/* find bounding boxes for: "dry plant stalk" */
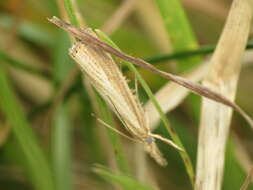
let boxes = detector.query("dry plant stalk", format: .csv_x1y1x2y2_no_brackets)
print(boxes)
195,0,252,190
69,30,181,166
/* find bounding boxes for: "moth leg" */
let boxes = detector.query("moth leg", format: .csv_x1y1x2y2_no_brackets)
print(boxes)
150,134,183,151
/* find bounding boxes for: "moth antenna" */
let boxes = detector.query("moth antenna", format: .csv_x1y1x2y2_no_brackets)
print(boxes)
150,133,184,152
92,113,138,143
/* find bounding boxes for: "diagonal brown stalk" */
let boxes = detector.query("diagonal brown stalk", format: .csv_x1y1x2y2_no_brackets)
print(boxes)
195,0,253,190
48,16,253,130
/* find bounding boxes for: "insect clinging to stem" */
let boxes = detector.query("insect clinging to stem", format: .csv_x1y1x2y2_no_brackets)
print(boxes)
68,29,182,166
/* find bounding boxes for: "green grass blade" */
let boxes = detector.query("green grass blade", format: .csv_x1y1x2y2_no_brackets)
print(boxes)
93,165,158,190
154,0,203,125
63,0,79,27
223,139,252,190
0,63,55,190
52,105,72,190
153,1,203,185
95,29,195,187
51,31,73,190
146,41,253,63
52,31,73,86
50,1,81,189
155,0,201,72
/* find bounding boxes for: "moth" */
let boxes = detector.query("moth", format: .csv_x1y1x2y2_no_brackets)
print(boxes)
69,29,182,166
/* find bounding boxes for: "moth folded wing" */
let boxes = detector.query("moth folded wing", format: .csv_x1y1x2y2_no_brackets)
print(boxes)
104,94,147,140
145,141,167,166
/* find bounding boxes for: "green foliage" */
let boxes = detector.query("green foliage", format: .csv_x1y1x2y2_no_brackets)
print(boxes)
64,0,79,27
155,0,201,72
52,105,72,190
0,64,55,190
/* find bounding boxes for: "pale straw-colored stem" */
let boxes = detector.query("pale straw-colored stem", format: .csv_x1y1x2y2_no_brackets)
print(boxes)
195,1,252,190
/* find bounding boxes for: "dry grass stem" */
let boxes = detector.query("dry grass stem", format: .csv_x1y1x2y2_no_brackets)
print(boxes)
69,30,182,166
195,0,253,190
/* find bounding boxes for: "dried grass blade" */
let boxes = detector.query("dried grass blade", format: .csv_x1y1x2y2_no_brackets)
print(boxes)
48,17,253,129
195,0,252,190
